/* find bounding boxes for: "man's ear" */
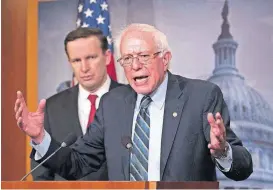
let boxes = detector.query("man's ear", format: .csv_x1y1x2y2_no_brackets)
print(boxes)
162,51,172,67
105,49,111,66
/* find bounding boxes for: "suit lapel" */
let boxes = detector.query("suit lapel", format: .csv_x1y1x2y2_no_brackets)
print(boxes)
160,73,188,179
65,85,83,137
121,87,136,180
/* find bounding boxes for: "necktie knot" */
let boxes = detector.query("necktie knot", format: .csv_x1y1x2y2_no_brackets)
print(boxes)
140,96,152,109
88,94,98,105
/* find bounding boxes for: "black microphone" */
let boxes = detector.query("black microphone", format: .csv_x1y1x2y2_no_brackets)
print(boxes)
121,136,133,151
20,133,77,181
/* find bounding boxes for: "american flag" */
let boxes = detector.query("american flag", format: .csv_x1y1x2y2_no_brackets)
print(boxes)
76,0,117,81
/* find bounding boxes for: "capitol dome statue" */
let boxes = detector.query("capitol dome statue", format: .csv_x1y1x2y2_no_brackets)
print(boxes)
207,0,273,188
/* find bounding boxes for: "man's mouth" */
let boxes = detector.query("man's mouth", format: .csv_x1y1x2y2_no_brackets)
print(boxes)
81,76,92,81
133,76,149,85
134,76,148,81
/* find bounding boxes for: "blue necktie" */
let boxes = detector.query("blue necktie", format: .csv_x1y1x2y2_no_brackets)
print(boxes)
130,96,152,181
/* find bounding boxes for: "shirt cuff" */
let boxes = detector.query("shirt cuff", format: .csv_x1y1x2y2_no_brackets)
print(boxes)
30,130,51,160
215,142,233,172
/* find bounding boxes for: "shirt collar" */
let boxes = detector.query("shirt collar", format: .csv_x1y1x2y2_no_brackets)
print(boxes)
78,75,111,100
136,73,168,110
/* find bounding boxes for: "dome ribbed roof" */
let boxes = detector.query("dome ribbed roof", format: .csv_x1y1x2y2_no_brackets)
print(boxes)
208,75,273,127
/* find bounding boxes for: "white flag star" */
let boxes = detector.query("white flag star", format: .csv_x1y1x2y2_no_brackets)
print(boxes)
76,18,81,27
84,8,93,18
108,25,112,31
100,1,108,11
82,22,89,28
107,36,112,45
90,0,96,4
78,4,83,13
96,15,105,24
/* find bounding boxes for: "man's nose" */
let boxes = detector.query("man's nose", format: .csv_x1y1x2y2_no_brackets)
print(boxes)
131,57,143,70
80,60,89,72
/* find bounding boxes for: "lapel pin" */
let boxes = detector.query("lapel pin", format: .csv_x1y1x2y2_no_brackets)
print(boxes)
173,112,177,117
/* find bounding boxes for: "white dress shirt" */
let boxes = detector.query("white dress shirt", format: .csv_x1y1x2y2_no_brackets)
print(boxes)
78,75,111,134
131,73,168,181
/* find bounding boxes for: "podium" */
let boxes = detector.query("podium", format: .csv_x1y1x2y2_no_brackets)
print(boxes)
1,181,219,189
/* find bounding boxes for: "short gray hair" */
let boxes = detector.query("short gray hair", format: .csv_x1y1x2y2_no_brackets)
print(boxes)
114,23,171,58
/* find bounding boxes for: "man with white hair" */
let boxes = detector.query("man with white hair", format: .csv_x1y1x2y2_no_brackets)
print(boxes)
15,23,253,181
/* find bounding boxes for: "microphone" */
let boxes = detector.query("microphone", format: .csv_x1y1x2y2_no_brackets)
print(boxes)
20,133,77,181
121,136,133,151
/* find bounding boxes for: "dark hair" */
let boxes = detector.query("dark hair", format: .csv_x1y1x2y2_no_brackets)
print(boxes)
64,27,108,57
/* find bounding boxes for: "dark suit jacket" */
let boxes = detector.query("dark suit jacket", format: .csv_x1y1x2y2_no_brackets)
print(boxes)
31,79,122,181
31,72,253,181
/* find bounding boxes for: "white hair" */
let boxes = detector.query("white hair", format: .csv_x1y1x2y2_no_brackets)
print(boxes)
114,23,171,58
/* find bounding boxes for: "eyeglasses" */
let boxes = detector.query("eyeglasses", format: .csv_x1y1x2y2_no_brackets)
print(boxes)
117,51,161,67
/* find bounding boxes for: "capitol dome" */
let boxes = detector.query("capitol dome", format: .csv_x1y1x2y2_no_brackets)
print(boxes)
209,74,273,128
207,0,273,188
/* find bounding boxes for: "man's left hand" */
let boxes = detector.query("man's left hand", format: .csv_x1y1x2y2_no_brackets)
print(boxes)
207,112,227,158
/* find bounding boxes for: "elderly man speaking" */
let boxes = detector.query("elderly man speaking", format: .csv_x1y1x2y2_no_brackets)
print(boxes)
15,23,252,181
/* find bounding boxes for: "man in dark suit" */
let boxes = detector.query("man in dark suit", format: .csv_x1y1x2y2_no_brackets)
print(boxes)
15,23,253,181
31,27,122,181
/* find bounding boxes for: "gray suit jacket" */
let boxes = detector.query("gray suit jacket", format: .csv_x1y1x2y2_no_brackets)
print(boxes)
31,80,122,181
31,72,253,181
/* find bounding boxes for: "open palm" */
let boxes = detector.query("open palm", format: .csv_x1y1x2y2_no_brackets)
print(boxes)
14,91,46,143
